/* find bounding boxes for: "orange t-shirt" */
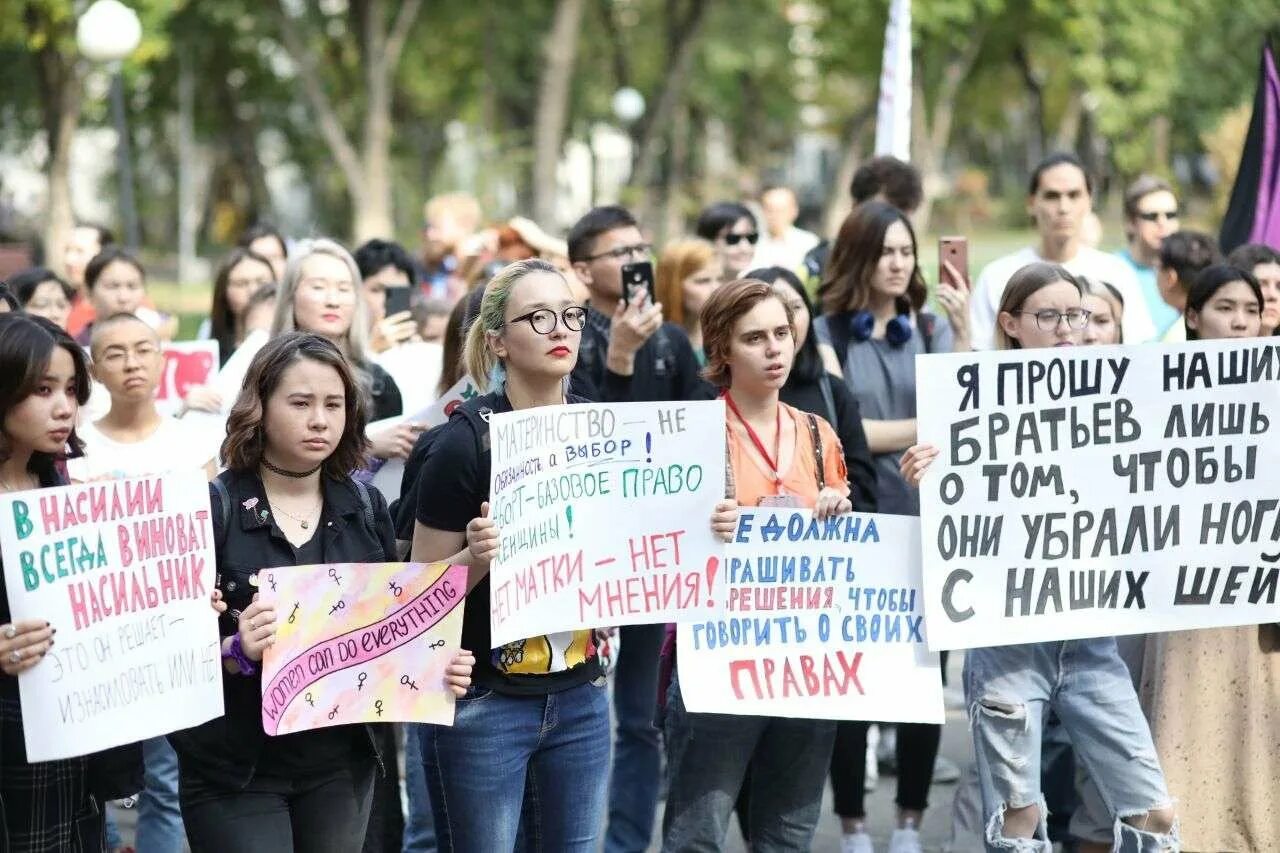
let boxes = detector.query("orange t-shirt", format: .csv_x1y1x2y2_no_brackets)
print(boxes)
727,401,849,507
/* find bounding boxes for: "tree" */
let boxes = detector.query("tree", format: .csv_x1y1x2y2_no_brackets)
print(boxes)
272,0,423,242
532,0,587,227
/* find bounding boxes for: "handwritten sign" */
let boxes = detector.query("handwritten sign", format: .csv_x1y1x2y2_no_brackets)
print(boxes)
916,339,1280,650
369,375,481,502
155,341,219,415
259,562,465,735
0,472,223,761
677,510,943,721
488,401,726,646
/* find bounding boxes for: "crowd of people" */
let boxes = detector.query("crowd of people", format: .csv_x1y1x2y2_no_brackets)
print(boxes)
0,150,1277,853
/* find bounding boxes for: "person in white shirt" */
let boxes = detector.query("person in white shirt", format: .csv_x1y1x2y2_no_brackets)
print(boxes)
969,153,1155,349
753,186,820,271
69,313,214,483
66,312,214,853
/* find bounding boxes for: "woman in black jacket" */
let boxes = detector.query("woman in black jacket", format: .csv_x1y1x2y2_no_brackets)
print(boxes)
750,267,878,512
169,333,472,853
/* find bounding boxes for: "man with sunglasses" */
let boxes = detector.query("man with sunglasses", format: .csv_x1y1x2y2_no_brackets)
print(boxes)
566,205,709,853
970,152,1155,349
1117,174,1183,337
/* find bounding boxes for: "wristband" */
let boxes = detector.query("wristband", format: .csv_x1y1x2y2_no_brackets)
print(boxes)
222,634,256,675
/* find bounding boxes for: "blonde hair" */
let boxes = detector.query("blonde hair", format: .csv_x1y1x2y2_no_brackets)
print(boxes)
424,193,483,233
656,238,717,330
464,258,564,391
271,237,375,385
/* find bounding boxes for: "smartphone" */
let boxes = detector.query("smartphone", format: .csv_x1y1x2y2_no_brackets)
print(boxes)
939,236,968,290
621,260,655,304
384,285,412,316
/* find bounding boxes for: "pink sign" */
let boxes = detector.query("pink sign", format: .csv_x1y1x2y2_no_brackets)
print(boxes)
259,562,465,735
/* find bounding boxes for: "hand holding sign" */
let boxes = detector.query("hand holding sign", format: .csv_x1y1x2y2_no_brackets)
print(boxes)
238,595,277,661
0,620,54,676
466,502,499,564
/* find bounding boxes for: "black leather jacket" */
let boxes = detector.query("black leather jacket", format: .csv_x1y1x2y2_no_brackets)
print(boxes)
168,468,397,788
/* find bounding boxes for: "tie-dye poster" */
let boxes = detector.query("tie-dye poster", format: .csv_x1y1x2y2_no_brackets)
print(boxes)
258,562,465,735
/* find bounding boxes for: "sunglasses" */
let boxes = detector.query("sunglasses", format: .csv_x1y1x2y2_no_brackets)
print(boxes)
722,232,760,246
1136,210,1179,222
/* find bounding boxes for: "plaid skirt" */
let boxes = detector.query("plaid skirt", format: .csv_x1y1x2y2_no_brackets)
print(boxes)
0,694,103,852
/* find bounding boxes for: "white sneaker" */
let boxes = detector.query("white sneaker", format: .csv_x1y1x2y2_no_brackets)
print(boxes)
842,831,875,853
888,826,923,853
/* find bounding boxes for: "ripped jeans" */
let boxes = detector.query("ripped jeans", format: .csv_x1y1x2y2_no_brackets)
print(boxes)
965,639,1179,853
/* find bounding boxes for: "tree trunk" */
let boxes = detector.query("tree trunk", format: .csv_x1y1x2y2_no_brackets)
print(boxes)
275,0,421,242
28,4,80,278
629,0,710,211
912,30,986,232
822,106,876,237
532,0,587,229
1013,43,1046,171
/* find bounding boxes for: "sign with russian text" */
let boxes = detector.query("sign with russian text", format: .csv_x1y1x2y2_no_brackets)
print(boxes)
488,401,726,646
677,510,942,721
155,340,219,415
369,375,481,503
0,472,223,761
259,562,465,735
916,339,1280,650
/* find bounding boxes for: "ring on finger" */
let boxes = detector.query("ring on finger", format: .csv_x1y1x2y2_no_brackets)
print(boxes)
9,649,21,663
3,625,15,639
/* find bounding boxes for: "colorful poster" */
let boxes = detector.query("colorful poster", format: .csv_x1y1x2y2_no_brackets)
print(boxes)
369,375,481,503
259,562,465,735
0,472,223,761
155,340,219,415
916,340,1280,650
488,401,727,646
677,510,943,722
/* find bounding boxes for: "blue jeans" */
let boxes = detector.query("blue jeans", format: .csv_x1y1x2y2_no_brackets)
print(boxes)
965,639,1178,852
402,724,437,852
661,677,835,852
137,736,185,853
104,737,183,853
418,679,610,852
604,622,665,853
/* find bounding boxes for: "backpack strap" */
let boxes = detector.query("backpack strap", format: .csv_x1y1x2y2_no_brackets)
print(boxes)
818,373,838,427
805,413,826,491
353,478,376,538
920,312,937,354
211,476,231,552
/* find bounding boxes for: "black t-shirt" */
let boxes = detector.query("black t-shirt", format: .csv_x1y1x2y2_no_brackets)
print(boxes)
415,392,604,695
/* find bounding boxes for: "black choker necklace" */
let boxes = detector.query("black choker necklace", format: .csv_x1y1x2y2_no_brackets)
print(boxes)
261,457,322,479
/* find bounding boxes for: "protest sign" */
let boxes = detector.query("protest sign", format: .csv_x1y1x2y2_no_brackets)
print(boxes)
916,339,1280,650
155,340,219,415
0,472,223,761
259,562,465,735
488,400,726,646
677,510,942,722
368,375,481,502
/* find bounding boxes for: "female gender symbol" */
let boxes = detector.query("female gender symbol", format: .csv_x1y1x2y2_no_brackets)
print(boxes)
305,692,314,707
375,700,384,717
328,567,342,586
357,672,368,691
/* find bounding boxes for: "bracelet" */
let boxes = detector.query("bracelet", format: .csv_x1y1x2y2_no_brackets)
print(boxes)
221,634,256,676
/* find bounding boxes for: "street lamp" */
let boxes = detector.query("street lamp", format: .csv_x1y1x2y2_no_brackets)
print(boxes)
611,87,646,126
76,0,142,250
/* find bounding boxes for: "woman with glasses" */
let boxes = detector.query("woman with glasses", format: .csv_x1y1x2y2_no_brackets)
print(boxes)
695,202,760,282
900,263,1179,853
812,200,969,853
410,258,735,851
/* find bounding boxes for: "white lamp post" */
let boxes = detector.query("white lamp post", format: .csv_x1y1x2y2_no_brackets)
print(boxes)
77,0,143,249
611,87,646,126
